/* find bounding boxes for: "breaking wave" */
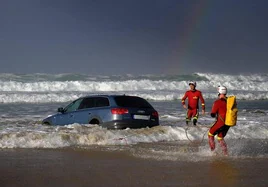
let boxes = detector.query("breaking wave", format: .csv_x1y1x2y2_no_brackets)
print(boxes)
0,72,267,103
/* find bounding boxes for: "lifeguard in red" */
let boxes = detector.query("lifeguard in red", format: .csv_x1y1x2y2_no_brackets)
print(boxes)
181,81,205,125
208,86,230,156
209,98,228,138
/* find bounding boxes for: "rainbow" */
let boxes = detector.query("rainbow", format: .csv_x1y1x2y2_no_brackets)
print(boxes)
166,0,211,74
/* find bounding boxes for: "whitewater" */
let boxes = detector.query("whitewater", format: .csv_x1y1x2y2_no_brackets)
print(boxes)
0,72,267,160
0,72,268,103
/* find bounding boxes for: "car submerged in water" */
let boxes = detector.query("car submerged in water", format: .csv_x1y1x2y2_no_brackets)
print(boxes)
42,95,159,129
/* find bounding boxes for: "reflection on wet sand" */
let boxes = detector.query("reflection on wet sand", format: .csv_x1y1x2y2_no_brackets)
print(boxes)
208,159,239,186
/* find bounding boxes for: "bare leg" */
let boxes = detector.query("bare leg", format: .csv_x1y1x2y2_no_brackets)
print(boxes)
208,135,215,151
218,139,228,156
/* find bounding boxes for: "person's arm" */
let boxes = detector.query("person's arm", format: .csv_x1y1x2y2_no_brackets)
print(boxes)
199,91,205,114
181,92,188,109
210,101,218,118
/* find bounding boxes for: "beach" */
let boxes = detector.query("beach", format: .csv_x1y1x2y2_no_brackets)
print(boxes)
1,73,268,186
1,147,268,187
1,0,268,184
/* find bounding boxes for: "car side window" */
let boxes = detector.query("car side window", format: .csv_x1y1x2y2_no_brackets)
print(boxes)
78,98,95,109
95,97,110,107
65,99,83,113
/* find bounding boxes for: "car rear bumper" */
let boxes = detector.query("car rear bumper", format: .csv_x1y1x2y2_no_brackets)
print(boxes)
101,120,159,129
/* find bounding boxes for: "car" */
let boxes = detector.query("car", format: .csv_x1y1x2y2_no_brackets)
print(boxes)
42,95,159,129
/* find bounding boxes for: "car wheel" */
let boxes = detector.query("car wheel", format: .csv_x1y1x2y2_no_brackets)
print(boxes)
89,119,100,125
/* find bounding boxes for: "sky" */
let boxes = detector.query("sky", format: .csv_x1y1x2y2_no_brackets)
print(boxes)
0,0,268,75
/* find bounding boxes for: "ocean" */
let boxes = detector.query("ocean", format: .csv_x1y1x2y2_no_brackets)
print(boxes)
0,72,268,186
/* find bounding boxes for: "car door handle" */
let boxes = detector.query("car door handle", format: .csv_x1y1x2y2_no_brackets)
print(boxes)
69,114,74,117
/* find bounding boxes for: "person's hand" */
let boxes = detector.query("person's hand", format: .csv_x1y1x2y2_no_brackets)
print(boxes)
183,105,187,109
202,109,205,115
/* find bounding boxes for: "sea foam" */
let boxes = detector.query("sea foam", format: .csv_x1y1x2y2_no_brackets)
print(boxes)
0,73,267,103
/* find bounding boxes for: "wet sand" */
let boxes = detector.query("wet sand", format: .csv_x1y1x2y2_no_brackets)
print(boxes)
0,148,268,187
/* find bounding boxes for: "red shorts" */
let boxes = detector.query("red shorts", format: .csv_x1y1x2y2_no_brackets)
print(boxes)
186,109,199,120
209,121,230,139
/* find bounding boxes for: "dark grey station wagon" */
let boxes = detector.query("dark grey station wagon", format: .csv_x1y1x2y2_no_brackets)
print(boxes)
42,95,159,129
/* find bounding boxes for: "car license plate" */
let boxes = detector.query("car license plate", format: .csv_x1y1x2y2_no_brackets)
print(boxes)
133,115,150,120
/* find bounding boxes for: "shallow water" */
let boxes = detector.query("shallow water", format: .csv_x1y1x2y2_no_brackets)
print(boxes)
1,85,268,186
0,100,268,160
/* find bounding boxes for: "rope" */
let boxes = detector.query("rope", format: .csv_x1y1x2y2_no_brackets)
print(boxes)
185,125,210,145
113,121,213,146
114,137,128,145
114,127,209,146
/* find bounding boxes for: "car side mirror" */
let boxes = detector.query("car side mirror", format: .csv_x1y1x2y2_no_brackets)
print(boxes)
58,107,64,113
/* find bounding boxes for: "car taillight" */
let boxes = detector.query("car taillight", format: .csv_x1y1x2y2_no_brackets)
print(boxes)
152,111,158,117
111,108,129,115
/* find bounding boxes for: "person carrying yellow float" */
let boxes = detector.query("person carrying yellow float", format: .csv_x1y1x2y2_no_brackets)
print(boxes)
208,86,238,156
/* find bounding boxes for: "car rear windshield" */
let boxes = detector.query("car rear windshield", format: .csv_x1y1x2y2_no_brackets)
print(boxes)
114,96,153,108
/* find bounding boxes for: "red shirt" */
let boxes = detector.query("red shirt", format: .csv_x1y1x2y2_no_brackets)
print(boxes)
181,90,205,110
211,98,227,123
